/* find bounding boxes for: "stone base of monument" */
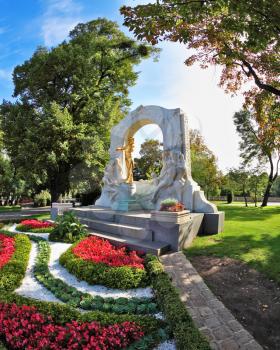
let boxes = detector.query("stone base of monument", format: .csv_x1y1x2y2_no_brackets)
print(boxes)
71,206,224,256
200,212,225,235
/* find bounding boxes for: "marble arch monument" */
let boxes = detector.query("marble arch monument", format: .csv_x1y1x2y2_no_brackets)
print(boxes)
96,105,217,214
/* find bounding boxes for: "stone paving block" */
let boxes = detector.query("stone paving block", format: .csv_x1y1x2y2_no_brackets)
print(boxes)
227,320,243,332
218,338,240,350
212,326,232,340
233,330,254,345
204,315,222,329
199,327,215,341
198,306,213,317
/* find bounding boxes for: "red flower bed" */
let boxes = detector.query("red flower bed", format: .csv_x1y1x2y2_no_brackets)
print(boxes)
73,236,145,269
0,303,144,350
0,234,15,269
20,219,54,229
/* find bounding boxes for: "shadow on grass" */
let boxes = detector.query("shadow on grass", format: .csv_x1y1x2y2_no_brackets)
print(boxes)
186,233,280,283
217,205,280,222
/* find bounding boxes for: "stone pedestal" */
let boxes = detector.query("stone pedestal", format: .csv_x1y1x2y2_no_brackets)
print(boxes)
150,210,204,251
111,183,142,211
202,212,225,235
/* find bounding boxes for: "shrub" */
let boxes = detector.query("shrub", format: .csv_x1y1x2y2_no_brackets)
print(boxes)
0,233,31,291
49,211,87,243
0,303,144,350
34,190,51,207
146,255,211,350
60,241,148,290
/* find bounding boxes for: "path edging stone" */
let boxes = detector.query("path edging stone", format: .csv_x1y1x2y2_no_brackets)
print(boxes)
160,252,263,350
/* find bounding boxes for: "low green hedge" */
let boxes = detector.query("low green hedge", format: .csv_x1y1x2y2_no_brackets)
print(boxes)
146,255,211,350
59,241,148,289
33,239,156,314
16,224,54,233
0,233,31,291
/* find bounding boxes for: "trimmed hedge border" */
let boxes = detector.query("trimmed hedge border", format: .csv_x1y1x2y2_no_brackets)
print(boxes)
16,224,54,233
32,238,157,315
146,255,211,350
59,240,148,290
0,232,31,291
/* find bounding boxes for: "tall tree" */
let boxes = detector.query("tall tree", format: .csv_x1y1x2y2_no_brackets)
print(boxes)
233,108,280,207
0,19,156,201
190,130,222,198
134,139,163,180
121,1,280,106
227,167,250,206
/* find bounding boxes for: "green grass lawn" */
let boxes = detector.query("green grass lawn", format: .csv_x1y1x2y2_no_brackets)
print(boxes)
0,206,21,212
185,203,280,283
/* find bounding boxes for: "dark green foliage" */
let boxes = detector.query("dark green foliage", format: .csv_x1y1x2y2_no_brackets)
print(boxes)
146,255,211,350
0,233,31,291
0,292,160,333
16,224,54,233
49,211,87,243
60,241,148,289
0,18,157,202
33,239,155,314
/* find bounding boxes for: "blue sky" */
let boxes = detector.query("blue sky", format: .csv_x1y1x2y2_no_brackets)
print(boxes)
0,0,244,171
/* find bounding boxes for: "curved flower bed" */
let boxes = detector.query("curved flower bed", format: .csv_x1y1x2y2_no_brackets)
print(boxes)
0,303,144,350
73,236,145,269
60,237,148,289
33,238,157,314
16,219,54,233
0,234,15,269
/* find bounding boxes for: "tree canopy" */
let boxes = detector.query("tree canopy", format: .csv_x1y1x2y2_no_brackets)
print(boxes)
190,129,222,198
0,18,157,201
233,107,280,206
121,0,280,105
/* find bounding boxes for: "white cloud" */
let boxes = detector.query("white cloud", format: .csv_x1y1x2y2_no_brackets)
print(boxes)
0,68,12,80
129,42,244,172
41,0,83,47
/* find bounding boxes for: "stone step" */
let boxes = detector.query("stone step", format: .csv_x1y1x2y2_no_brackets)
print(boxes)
79,217,153,241
73,207,151,228
87,229,170,256
73,207,115,222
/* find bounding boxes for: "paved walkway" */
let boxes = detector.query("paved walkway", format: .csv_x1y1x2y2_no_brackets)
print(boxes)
0,207,50,220
160,252,263,350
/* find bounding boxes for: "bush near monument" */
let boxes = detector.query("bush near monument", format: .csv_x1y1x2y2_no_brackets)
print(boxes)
49,212,87,243
60,238,148,289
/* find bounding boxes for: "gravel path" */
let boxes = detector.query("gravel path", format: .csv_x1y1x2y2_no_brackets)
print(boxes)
10,224,153,299
15,242,61,303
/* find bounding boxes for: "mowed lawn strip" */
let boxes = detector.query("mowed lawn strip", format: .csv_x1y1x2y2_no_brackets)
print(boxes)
185,204,280,282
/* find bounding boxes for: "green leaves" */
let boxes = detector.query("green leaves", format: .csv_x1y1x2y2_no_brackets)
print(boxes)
0,18,157,200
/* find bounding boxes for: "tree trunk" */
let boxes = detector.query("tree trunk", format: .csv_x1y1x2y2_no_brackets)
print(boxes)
49,165,71,203
261,156,278,207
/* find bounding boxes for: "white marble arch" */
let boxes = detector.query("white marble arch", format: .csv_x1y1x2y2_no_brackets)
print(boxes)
96,105,217,213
